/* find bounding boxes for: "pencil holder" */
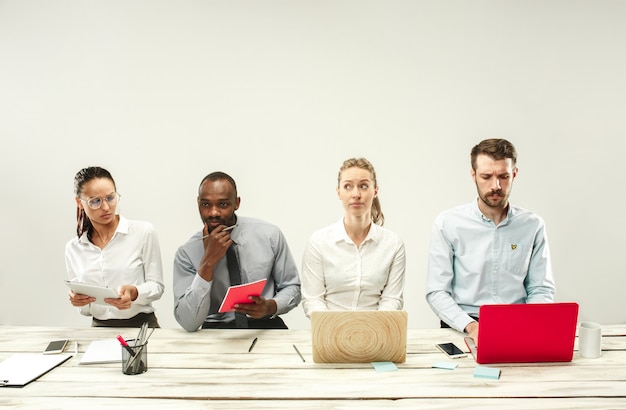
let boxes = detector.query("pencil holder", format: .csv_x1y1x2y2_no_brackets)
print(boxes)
121,339,148,375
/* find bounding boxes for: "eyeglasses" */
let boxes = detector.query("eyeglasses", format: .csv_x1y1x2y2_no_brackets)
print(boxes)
80,192,121,210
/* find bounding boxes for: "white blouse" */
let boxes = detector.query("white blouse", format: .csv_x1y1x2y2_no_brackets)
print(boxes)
301,219,405,317
65,215,164,320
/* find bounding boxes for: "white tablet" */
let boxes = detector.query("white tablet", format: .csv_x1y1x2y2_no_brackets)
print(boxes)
65,281,119,304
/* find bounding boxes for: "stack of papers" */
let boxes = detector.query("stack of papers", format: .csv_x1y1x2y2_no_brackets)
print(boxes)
79,339,121,365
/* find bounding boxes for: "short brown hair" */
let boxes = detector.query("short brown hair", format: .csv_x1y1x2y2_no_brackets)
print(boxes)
471,138,517,170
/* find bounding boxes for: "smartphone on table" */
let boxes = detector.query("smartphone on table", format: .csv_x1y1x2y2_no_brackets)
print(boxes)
436,342,467,359
43,340,69,354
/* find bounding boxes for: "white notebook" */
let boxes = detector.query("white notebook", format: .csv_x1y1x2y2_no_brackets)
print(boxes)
0,353,72,387
79,339,121,364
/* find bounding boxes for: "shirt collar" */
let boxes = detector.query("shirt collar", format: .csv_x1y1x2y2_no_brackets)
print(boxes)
228,215,241,246
471,199,514,225
78,214,127,244
331,218,380,245
116,215,130,234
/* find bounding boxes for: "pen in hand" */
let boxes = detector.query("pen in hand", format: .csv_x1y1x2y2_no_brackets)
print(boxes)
293,344,305,362
248,337,258,353
198,225,236,240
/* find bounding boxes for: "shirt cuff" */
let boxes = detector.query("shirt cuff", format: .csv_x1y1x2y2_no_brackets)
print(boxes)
456,315,476,333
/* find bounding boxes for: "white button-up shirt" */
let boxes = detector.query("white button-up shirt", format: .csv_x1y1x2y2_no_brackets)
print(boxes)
65,215,165,320
301,219,405,317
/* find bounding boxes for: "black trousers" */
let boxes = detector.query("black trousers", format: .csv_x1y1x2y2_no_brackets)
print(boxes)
92,312,160,328
440,315,479,329
202,316,288,329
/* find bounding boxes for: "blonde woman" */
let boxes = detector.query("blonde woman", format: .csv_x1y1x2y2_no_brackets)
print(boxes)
301,158,405,317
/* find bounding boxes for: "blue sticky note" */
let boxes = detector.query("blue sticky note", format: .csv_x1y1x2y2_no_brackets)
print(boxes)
473,366,501,380
371,362,398,372
432,361,459,370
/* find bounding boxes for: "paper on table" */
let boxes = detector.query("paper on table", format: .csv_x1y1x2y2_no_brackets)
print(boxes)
371,362,398,372
79,339,121,364
218,278,268,313
0,353,72,387
473,366,501,380
432,361,459,370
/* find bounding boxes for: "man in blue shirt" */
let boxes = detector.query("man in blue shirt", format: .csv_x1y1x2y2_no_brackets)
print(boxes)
426,139,556,343
173,171,301,331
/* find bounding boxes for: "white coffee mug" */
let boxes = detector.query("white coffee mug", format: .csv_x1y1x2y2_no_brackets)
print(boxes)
579,321,602,359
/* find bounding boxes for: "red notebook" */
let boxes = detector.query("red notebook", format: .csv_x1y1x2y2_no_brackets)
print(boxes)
218,279,267,313
464,302,579,364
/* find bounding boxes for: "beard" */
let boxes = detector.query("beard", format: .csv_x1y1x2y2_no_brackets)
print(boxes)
204,213,237,232
478,189,509,209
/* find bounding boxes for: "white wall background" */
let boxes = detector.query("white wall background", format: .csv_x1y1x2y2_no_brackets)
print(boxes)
1,0,625,330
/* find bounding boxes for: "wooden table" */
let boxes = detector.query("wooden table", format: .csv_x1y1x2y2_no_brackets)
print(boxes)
1,325,625,409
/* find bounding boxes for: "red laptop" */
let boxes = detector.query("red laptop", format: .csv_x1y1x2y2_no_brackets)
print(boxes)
464,302,579,364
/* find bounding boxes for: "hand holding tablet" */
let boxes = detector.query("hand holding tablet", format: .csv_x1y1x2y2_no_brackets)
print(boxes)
65,281,120,305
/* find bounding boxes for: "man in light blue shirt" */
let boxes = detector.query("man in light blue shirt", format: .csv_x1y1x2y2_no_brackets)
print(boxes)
426,139,556,343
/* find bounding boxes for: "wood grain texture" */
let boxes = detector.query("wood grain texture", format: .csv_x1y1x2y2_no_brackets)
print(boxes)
311,310,408,363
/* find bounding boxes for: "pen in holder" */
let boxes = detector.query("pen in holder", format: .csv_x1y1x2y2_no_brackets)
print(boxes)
121,339,148,375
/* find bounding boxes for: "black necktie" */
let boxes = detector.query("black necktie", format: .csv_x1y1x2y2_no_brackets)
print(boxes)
226,246,248,328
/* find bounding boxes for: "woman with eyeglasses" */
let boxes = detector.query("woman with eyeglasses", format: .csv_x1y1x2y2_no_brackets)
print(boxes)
64,166,164,327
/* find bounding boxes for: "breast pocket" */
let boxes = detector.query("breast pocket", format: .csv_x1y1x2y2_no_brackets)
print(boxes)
503,243,531,279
